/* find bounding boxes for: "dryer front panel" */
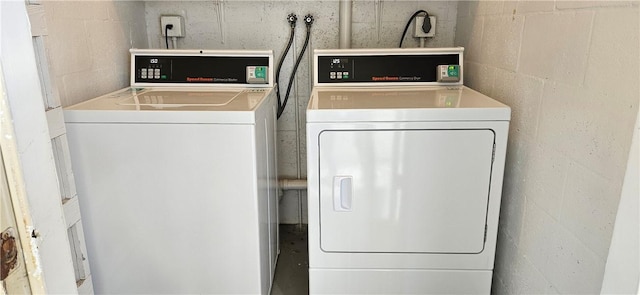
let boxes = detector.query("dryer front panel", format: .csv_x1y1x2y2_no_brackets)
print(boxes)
318,129,495,254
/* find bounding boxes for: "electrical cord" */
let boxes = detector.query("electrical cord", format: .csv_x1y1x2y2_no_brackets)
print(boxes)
277,14,313,119
165,24,173,49
398,10,428,48
276,14,297,112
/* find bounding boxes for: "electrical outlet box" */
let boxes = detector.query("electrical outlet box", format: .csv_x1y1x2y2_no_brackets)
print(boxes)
414,16,436,38
160,15,185,37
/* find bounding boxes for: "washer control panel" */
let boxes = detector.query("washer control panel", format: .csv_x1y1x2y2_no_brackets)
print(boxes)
132,52,270,85
138,58,168,80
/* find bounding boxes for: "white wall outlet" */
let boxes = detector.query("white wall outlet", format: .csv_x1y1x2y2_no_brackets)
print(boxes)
160,15,185,37
414,15,436,38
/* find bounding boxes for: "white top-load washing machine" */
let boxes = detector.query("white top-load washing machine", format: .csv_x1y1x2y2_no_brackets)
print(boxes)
306,48,511,294
64,49,278,294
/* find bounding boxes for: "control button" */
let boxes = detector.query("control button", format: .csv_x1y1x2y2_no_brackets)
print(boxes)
330,72,336,79
154,69,160,75
161,75,167,79
154,75,160,79
343,72,349,79
337,72,343,79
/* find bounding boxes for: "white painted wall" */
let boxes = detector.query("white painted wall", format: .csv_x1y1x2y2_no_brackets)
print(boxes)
455,1,639,293
143,0,459,224
601,111,639,294
42,1,148,107
0,1,77,293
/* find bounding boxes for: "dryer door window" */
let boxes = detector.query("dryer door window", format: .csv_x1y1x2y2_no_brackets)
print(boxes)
318,129,495,254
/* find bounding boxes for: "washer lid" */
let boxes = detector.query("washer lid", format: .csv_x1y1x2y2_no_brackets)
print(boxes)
64,87,272,124
307,86,510,122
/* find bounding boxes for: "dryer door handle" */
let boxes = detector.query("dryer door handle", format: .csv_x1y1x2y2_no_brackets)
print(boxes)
333,176,353,212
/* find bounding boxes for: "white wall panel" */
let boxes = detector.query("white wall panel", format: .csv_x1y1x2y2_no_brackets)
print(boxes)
455,1,639,293
43,1,148,107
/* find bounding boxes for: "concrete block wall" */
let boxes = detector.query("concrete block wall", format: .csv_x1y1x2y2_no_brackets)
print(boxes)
143,0,459,224
455,1,639,293
43,1,148,107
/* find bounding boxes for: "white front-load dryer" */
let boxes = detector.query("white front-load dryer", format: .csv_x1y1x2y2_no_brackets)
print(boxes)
306,48,511,294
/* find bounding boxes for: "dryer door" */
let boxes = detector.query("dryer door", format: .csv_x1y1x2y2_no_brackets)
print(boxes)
318,129,495,254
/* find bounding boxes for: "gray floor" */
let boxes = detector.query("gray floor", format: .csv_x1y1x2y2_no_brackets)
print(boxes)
271,224,309,295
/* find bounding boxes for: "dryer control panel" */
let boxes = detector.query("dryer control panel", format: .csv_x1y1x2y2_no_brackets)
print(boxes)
130,49,272,87
315,48,463,86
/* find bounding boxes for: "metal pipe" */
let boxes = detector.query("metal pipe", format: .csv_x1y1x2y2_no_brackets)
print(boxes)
278,178,307,229
338,0,352,49
279,178,307,190
171,37,178,49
